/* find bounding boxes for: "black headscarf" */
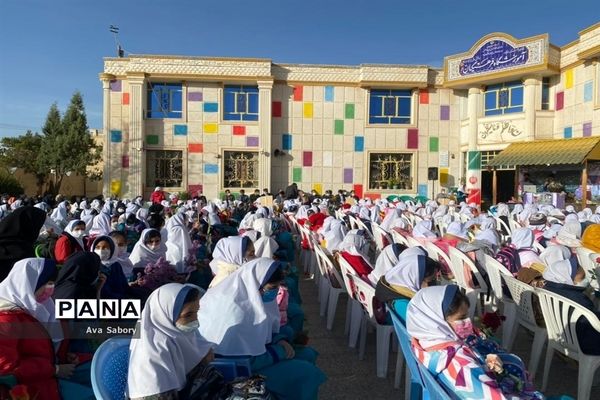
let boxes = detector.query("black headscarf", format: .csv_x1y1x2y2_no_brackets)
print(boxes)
0,206,47,282
54,252,102,299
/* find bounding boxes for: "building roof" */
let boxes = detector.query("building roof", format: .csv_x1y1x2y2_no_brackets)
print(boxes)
488,137,600,167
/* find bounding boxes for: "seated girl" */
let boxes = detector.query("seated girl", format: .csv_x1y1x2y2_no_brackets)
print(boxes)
198,258,326,400
338,229,373,280
109,230,135,281
412,219,438,244
375,249,439,322
129,228,168,271
407,285,543,400
0,258,94,400
209,236,255,288
128,283,221,400
367,243,406,285
511,228,543,269
54,220,86,264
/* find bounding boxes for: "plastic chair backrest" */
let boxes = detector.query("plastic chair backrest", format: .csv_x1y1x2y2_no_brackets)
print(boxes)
371,223,391,252
337,254,360,298
502,275,539,329
91,336,131,400
313,242,330,278
348,215,360,230
346,272,376,319
316,245,344,289
392,229,410,246
447,246,488,293
418,362,453,400
536,287,600,356
406,236,423,248
483,254,512,304
424,242,452,273
576,247,598,289
389,309,424,397
298,224,314,250
494,216,512,236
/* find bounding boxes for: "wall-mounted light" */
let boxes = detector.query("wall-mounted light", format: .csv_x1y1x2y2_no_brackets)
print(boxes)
451,153,456,159
215,154,222,159
261,151,270,157
273,149,287,157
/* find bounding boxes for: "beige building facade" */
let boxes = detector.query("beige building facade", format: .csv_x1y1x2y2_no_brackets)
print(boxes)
100,22,600,204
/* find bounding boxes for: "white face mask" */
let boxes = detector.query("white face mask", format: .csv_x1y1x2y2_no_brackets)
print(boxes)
72,230,85,238
94,249,111,261
148,244,159,251
176,320,199,332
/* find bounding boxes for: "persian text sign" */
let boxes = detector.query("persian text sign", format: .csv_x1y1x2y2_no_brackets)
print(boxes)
445,35,546,82
459,40,528,76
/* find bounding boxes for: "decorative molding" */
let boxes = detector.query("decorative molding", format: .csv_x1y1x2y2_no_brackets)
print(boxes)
478,119,525,144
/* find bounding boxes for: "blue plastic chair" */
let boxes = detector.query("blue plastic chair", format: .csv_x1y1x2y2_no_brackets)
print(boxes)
211,357,251,382
90,336,131,400
389,308,423,400
418,362,454,400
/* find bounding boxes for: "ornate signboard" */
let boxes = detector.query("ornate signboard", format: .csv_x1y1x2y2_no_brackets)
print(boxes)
445,33,548,85
477,118,526,145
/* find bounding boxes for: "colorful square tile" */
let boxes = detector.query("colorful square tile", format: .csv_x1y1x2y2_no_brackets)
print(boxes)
556,91,564,110
203,123,218,134
109,80,121,91
246,136,259,147
188,184,203,197
204,164,218,174
293,167,302,182
564,126,572,139
282,134,292,151
565,69,573,89
345,103,355,119
325,86,334,102
418,184,428,197
203,102,218,112
174,124,188,136
354,136,364,152
353,184,363,198
334,120,344,135
110,130,122,143
122,93,130,105
272,101,282,117
419,90,429,104
440,105,450,121
146,135,159,145
188,143,203,153
303,151,313,167
344,168,353,184
407,129,418,149
468,151,481,170
429,137,439,152
584,81,593,102
583,122,592,137
293,86,303,101
188,92,203,102
313,183,323,195
122,155,129,168
233,126,246,135
303,103,313,118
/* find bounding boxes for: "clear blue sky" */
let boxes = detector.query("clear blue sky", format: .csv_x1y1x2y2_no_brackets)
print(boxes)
0,0,598,137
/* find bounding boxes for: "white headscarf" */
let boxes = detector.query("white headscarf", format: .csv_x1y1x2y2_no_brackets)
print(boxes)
198,258,282,356
385,254,427,293
91,235,119,267
323,220,347,252
556,221,582,247
407,285,460,349
165,212,193,273
445,221,468,240
50,200,69,228
511,228,534,249
252,218,278,258
380,208,402,231
209,236,248,275
0,258,63,343
239,212,259,231
368,243,404,284
496,203,510,217
475,229,499,249
539,244,572,267
89,211,112,236
358,207,370,220
129,229,168,269
412,220,437,239
128,283,212,398
64,219,85,250
542,259,575,285
339,229,370,257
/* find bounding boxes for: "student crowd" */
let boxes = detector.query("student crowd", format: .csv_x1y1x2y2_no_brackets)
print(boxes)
0,185,599,399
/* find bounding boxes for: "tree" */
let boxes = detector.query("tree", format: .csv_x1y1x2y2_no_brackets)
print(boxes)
38,92,102,195
0,131,48,193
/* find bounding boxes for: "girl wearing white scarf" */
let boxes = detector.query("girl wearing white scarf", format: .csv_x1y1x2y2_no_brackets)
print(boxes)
129,229,168,269
368,243,405,285
252,218,279,259
380,208,402,231
128,283,213,399
412,220,438,240
50,201,69,229
511,228,542,268
209,236,254,287
539,244,572,268
323,219,347,252
165,212,194,273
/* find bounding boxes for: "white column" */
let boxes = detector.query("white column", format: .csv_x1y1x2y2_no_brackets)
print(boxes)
466,87,482,205
127,73,146,198
99,73,114,198
258,80,274,191
523,77,537,140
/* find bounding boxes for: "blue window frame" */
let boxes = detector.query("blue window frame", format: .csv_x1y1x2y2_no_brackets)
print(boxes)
368,89,412,124
223,85,259,121
484,81,523,116
146,83,183,119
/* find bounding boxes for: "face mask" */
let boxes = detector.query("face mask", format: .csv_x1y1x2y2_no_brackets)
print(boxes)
72,230,85,238
95,249,111,261
118,245,128,256
261,288,278,303
576,277,590,288
148,244,159,251
35,283,55,303
450,318,474,340
176,320,200,332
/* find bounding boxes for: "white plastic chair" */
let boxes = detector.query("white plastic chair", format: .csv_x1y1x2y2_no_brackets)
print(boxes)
502,274,547,379
348,215,360,230
406,235,423,248
371,223,392,253
298,224,317,279
447,246,488,317
337,255,365,348
537,287,600,400
345,272,395,378
314,245,350,331
576,247,600,291
483,254,517,349
391,229,409,247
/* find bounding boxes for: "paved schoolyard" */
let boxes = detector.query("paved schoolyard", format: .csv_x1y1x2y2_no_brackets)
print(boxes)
299,277,584,399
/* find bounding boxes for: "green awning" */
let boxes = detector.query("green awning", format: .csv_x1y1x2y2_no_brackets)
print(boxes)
488,137,600,167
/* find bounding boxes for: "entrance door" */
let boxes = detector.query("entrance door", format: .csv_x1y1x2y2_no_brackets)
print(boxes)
481,170,515,206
